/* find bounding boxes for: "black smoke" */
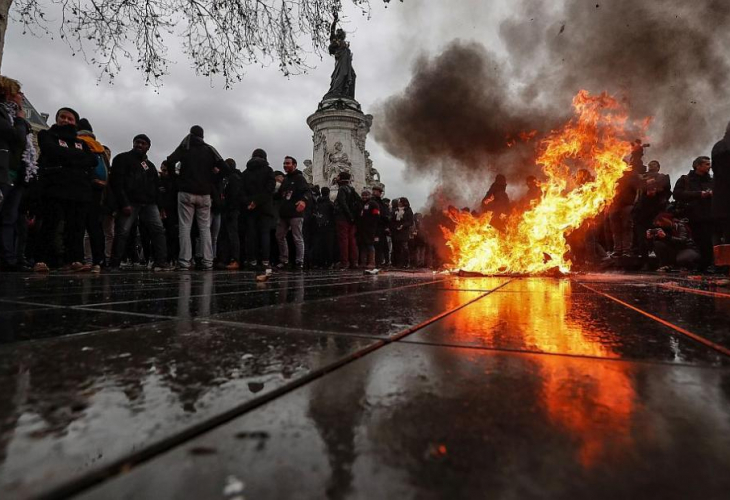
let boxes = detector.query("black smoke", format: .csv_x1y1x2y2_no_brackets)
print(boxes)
375,0,730,207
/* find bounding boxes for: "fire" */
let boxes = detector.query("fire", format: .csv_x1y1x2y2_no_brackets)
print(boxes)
444,90,642,274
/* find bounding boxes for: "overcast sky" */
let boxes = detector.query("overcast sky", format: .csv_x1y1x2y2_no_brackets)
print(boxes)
3,1,727,211
3,1,513,211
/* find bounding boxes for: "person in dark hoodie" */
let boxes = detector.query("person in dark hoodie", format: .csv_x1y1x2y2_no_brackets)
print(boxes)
108,134,169,271
35,107,97,272
0,76,30,272
274,155,309,270
357,188,380,269
158,160,179,265
312,186,336,268
674,156,715,270
166,125,226,270
215,158,243,270
241,149,275,270
711,121,730,245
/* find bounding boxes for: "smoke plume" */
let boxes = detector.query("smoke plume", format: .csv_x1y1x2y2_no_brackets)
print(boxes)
374,0,730,207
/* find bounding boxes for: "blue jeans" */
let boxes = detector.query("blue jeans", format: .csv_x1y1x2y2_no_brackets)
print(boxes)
111,204,167,265
178,192,212,268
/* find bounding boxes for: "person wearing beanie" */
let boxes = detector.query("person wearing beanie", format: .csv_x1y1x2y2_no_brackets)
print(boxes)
334,171,361,269
108,134,170,271
241,148,276,271
34,107,97,272
370,184,390,267
165,125,226,270
274,155,310,270
75,118,109,272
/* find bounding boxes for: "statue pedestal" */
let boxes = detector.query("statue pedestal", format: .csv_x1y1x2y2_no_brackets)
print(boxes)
306,98,373,196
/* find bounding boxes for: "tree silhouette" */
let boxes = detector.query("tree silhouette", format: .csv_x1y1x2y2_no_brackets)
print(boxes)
1,0,399,86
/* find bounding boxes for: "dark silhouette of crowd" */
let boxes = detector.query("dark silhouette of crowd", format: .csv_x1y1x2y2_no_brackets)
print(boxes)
1,76,728,275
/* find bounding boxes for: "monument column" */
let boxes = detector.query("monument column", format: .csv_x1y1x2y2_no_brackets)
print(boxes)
304,10,382,196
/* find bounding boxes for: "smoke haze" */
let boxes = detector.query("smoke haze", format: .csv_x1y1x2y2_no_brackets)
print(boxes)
375,0,730,207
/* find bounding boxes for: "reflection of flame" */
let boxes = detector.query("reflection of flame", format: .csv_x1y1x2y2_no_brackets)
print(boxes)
444,91,642,274
450,280,636,467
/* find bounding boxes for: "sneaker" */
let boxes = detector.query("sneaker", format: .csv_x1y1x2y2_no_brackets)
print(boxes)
90,264,101,274
70,262,86,272
32,262,50,273
226,260,240,270
177,265,191,272
265,267,273,276
153,263,173,272
275,262,288,270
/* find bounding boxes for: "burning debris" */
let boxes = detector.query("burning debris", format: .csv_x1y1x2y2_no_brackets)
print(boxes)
443,91,645,275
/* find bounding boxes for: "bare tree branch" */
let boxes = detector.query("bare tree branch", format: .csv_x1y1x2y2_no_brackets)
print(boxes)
8,0,398,87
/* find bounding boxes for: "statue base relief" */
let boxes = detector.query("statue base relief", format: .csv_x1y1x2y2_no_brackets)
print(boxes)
306,97,381,197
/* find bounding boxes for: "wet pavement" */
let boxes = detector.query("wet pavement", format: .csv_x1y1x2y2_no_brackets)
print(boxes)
0,270,729,499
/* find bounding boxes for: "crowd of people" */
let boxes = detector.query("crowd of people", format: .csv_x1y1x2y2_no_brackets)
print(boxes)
0,78,440,274
1,74,729,275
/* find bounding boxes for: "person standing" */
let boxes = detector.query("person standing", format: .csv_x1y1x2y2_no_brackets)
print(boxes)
334,172,360,269
674,156,715,271
312,186,336,268
711,121,730,245
108,134,169,271
357,188,380,269
35,107,96,272
76,118,108,272
217,158,243,269
391,197,414,268
609,165,640,258
274,156,308,270
158,160,179,265
371,184,390,266
241,149,276,270
0,77,30,272
481,174,510,231
166,125,225,270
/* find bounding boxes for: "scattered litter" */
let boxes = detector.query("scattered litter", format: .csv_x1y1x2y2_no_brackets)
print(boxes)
81,347,93,352
223,475,245,496
364,268,380,275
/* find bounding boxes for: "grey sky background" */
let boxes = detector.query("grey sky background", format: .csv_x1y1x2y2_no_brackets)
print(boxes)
3,0,727,211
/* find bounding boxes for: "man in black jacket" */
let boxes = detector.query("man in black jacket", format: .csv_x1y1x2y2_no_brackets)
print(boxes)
334,172,360,269
242,149,276,270
312,186,336,268
711,121,730,245
216,158,243,269
108,134,169,271
274,156,308,270
371,184,390,266
674,156,714,270
36,107,97,271
166,125,226,270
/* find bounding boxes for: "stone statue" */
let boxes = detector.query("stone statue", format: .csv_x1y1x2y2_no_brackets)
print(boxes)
303,159,313,184
323,11,356,101
324,141,352,185
364,151,380,187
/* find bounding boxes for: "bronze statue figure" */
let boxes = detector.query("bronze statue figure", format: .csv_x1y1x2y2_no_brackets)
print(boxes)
323,11,356,101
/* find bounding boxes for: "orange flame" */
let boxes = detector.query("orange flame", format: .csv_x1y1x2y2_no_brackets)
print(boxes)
444,90,643,274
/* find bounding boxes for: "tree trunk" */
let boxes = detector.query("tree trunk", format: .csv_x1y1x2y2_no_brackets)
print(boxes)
0,0,13,71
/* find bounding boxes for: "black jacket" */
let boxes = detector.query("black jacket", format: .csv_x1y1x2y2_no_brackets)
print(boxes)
611,169,641,209
391,206,414,242
711,136,730,219
37,125,97,202
166,136,224,195
276,169,309,219
357,199,381,245
673,170,714,222
223,170,243,213
334,184,360,223
0,104,27,186
241,157,276,217
313,196,335,229
372,196,391,233
158,175,179,215
110,150,159,207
